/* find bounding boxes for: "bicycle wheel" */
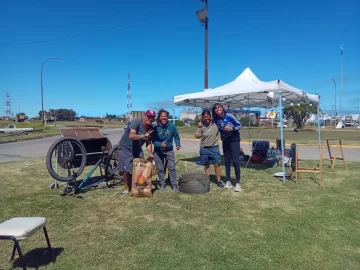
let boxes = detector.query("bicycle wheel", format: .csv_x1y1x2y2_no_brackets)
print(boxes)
46,137,87,182
103,144,122,180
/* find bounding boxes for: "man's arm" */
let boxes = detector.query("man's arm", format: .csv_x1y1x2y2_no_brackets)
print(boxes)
173,125,181,149
129,129,147,140
145,140,154,160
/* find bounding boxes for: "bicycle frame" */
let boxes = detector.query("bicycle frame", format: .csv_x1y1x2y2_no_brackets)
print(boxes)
66,151,111,194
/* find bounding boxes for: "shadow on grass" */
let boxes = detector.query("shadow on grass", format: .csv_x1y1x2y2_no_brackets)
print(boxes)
13,247,64,269
178,156,271,171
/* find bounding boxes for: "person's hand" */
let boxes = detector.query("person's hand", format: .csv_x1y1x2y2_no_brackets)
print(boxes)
143,129,153,139
161,141,167,148
147,153,154,162
224,125,233,131
176,145,181,150
198,122,203,128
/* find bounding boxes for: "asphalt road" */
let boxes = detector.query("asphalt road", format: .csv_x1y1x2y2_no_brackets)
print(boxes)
0,128,358,163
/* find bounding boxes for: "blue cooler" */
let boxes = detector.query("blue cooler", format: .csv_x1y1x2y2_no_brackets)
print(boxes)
252,140,270,159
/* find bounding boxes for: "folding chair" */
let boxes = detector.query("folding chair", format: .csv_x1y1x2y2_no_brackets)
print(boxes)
0,217,54,270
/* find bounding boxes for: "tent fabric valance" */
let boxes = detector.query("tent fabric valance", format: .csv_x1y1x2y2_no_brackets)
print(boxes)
174,67,319,109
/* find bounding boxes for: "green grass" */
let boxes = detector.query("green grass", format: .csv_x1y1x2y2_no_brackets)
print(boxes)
1,153,360,269
178,126,360,145
1,120,360,145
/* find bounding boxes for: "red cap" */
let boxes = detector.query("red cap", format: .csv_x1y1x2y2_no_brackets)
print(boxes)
145,109,156,117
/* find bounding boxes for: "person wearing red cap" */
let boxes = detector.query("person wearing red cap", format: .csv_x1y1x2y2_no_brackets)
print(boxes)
118,109,156,194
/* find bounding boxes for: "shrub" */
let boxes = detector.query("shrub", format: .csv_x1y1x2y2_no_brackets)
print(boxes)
240,117,251,126
175,120,185,127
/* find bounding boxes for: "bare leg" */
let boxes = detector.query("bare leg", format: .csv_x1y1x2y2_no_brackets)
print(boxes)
123,172,131,191
204,164,210,176
214,164,221,181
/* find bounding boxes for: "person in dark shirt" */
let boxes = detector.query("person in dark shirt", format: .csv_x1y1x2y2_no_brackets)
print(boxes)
118,110,156,194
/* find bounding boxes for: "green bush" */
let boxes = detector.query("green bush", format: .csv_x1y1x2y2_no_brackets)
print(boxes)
240,117,251,126
175,120,185,127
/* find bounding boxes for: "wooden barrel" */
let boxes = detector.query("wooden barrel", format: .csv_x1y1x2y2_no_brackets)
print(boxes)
178,173,210,194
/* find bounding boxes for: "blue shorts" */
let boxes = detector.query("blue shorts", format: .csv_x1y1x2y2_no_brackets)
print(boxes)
199,146,221,165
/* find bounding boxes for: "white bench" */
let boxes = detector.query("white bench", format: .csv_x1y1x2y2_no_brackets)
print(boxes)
0,217,53,270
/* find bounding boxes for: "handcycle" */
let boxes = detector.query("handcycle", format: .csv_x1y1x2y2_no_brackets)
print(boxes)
46,132,122,195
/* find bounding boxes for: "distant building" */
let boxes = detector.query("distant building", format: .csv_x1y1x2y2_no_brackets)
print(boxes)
179,109,198,121
340,114,360,127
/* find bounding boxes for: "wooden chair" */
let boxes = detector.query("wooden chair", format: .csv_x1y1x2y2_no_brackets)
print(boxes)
322,138,346,170
290,143,323,184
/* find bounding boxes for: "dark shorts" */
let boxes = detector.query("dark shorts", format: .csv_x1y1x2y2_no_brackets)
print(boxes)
199,146,221,165
119,149,144,173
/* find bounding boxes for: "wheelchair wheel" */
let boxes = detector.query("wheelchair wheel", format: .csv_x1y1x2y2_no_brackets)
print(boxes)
46,137,87,182
103,144,122,180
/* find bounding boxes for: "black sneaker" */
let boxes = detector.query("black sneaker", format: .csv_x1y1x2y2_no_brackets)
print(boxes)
160,184,166,192
217,181,224,188
172,185,179,192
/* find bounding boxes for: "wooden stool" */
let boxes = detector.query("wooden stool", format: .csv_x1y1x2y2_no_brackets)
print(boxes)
0,217,53,270
322,138,346,169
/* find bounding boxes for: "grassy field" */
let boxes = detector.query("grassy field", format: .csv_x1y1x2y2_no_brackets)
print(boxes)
178,126,360,145
1,153,360,269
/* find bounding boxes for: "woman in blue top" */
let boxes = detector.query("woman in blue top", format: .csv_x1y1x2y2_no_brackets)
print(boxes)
152,109,181,192
212,103,242,192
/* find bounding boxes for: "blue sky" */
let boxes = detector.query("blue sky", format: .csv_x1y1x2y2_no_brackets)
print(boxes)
1,0,359,118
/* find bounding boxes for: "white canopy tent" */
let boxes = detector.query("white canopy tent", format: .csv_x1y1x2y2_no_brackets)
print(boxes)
174,67,319,108
173,67,321,183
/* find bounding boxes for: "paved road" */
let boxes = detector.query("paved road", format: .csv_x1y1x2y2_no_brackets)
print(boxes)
0,128,358,163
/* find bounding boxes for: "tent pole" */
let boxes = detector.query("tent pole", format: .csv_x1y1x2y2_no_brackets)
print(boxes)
317,97,321,146
278,85,286,183
173,97,176,124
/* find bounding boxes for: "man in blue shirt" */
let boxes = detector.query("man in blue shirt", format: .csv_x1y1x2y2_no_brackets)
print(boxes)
152,109,181,192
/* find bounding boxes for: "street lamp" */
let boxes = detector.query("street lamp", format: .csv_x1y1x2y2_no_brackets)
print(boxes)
196,0,209,90
41,57,61,132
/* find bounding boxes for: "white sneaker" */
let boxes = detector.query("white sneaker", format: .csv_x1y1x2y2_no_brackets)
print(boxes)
235,183,242,192
224,181,232,189
121,190,129,195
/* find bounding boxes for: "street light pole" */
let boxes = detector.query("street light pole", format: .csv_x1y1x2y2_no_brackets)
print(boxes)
331,78,336,127
196,0,209,90
340,44,343,122
41,57,61,132
204,0,208,90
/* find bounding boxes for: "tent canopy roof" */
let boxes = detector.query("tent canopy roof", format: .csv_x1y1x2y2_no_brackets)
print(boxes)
174,67,319,109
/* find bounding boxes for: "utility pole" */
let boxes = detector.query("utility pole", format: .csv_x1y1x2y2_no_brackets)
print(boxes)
340,44,343,122
126,73,132,122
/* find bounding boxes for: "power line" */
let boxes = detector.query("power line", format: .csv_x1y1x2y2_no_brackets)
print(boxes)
0,2,194,46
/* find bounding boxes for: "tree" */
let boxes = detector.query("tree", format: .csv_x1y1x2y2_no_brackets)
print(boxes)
54,109,77,121
283,104,317,129
105,113,117,122
240,117,251,126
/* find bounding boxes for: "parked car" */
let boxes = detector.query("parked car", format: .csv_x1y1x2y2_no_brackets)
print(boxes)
0,124,34,134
